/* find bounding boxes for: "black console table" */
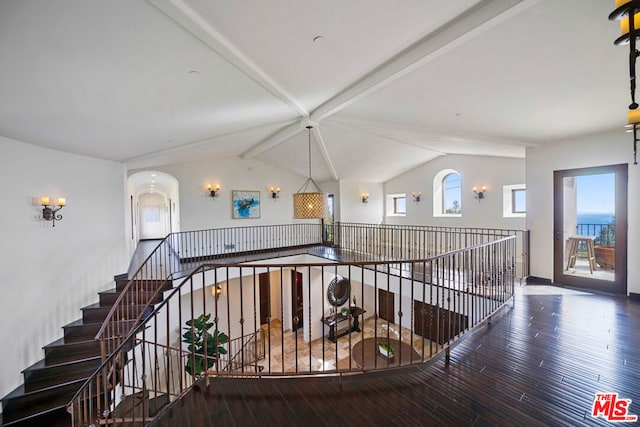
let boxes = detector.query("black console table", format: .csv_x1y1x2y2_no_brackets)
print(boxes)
321,307,365,342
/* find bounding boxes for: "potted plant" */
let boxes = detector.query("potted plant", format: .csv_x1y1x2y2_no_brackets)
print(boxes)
377,341,395,358
341,306,349,316
182,313,229,376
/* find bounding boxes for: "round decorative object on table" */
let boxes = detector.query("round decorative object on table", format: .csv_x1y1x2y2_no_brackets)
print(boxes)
327,276,350,306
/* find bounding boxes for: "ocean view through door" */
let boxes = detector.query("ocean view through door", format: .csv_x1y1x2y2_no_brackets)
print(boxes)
553,164,628,293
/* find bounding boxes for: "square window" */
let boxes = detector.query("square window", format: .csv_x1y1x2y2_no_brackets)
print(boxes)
386,193,406,217
502,184,526,218
512,189,526,213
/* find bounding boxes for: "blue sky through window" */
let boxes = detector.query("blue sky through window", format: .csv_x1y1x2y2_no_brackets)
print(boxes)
576,173,615,215
444,173,461,213
513,189,526,212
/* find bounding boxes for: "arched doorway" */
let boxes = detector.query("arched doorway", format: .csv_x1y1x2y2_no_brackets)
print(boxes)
138,192,166,240
127,171,180,249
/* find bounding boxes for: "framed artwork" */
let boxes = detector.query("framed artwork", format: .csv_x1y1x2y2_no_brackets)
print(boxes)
232,190,260,219
143,206,160,222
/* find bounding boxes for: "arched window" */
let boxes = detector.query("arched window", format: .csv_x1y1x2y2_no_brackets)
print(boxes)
443,173,462,214
433,169,462,217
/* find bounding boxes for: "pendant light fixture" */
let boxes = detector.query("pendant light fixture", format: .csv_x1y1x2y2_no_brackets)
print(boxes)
293,125,329,218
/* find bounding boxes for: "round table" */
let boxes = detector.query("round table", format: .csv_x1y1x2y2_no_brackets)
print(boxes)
351,338,421,369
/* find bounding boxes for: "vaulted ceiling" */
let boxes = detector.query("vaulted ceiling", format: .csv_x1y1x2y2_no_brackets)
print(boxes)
0,0,628,183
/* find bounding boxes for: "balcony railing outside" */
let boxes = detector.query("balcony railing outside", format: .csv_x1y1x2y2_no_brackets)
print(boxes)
576,223,615,247
70,223,519,426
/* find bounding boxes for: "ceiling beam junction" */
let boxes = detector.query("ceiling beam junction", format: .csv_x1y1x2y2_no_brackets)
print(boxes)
147,0,540,178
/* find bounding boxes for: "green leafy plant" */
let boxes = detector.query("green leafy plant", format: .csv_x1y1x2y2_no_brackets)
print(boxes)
182,313,229,376
377,341,396,357
598,217,615,247
445,200,461,214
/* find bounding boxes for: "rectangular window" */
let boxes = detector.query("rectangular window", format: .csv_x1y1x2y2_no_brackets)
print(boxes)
502,184,526,218
386,193,406,216
512,189,526,213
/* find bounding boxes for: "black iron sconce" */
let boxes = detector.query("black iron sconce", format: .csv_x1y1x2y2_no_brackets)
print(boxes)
212,284,222,300
207,184,221,198
361,193,369,204
473,186,487,200
270,187,280,199
412,192,421,203
41,196,66,227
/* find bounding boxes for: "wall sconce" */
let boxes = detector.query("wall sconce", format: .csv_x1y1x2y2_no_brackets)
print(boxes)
270,187,280,199
207,184,221,198
473,186,487,200
212,284,222,300
361,193,369,204
41,196,66,227
412,192,422,203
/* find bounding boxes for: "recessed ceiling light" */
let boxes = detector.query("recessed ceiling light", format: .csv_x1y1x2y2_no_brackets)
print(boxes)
151,173,157,177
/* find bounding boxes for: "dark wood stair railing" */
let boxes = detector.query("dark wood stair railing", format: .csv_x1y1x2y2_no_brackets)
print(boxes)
0,273,170,427
1,224,326,426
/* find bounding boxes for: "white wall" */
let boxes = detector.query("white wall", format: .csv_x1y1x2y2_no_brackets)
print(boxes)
384,154,526,229
338,180,383,224
133,157,329,231
0,137,128,399
526,129,639,295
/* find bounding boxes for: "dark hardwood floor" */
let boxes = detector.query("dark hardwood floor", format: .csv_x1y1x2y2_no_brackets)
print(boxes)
151,286,640,426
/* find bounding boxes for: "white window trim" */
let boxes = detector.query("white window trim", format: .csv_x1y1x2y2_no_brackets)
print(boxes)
433,169,462,217
385,193,406,217
503,184,526,218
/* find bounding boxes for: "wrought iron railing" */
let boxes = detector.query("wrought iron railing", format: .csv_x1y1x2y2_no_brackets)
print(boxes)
576,223,615,247
94,223,324,360
334,222,529,279
69,228,518,426
224,329,265,372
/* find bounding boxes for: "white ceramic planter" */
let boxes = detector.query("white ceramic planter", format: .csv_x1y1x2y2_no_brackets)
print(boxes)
378,344,394,358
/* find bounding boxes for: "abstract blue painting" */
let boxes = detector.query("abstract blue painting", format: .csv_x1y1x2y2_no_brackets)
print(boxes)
232,190,260,219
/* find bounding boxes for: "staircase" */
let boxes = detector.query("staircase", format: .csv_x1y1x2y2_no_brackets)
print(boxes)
0,274,170,426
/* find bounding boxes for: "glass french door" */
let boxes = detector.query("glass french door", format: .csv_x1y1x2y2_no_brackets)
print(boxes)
553,164,628,293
